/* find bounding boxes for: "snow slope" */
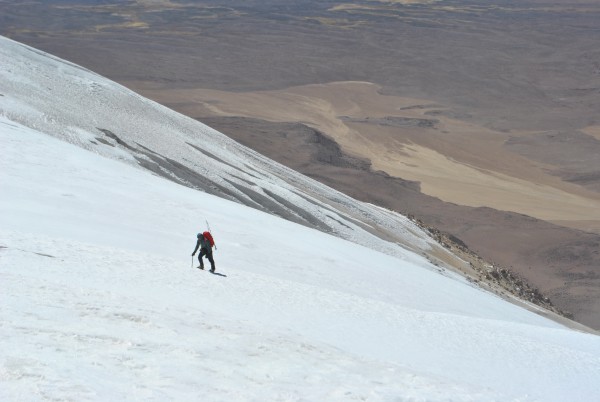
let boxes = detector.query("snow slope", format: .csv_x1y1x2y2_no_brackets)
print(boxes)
0,34,441,263
2,113,600,401
1,36,600,401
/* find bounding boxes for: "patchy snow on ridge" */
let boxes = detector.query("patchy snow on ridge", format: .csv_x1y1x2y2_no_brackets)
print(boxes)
0,34,437,262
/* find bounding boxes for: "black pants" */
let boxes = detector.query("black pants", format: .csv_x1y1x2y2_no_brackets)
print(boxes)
198,248,215,270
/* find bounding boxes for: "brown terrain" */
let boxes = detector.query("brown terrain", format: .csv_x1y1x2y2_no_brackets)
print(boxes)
1,0,599,329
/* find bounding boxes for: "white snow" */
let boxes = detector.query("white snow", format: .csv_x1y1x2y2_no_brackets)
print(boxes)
2,116,600,401
1,36,600,401
0,35,437,261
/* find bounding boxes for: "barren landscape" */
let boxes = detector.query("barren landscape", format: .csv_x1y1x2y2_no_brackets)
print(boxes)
1,0,599,329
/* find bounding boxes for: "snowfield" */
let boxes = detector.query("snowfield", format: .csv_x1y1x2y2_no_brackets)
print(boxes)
1,36,600,401
0,35,438,262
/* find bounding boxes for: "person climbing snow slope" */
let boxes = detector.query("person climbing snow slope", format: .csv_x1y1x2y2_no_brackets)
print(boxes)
192,231,216,272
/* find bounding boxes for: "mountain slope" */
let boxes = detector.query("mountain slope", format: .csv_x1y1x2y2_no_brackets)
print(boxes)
3,0,600,331
2,116,600,401
0,35,442,265
0,35,567,321
1,36,600,401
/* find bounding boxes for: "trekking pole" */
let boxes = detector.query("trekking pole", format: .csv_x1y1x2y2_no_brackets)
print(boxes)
191,255,194,269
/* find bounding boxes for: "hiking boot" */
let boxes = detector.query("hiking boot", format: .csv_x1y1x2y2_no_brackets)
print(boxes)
210,268,215,273
197,265,204,270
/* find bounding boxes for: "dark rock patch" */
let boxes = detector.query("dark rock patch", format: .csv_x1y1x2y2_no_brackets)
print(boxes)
312,129,372,169
399,104,442,111
424,110,472,120
341,116,439,129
